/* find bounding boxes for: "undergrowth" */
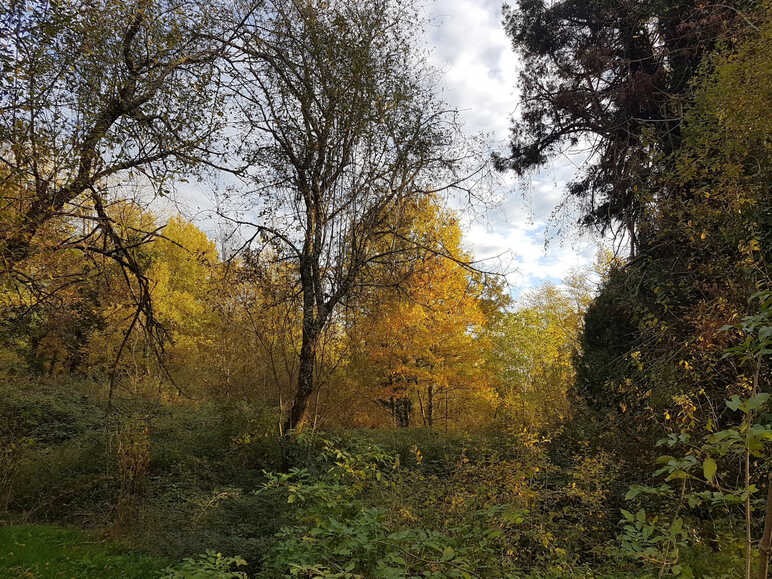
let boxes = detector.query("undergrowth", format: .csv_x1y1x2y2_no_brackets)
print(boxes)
0,379,752,577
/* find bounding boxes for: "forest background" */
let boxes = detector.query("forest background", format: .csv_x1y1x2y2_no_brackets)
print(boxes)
0,0,770,577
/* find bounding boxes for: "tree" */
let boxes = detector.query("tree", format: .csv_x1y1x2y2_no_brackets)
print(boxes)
84,215,221,395
575,1,770,464
486,279,590,432
230,0,469,431
0,196,162,378
495,0,745,251
0,0,234,346
346,204,490,429
201,254,302,407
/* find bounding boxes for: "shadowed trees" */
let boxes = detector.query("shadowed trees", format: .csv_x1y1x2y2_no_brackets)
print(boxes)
495,0,745,252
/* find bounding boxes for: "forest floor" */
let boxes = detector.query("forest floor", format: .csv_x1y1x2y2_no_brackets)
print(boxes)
0,379,748,577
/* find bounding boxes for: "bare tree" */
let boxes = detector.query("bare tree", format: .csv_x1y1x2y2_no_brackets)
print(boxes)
0,0,240,271
0,0,249,392
227,0,473,432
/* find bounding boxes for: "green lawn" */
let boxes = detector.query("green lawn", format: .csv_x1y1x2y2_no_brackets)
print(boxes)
0,525,168,578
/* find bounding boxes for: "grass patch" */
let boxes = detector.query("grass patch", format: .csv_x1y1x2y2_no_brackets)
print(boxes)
0,524,167,578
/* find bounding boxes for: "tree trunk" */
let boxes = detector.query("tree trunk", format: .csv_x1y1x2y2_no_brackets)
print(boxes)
444,389,448,433
746,444,752,579
285,331,316,433
417,390,426,427
426,384,433,428
396,397,411,428
759,472,772,579
284,302,320,433
378,396,411,428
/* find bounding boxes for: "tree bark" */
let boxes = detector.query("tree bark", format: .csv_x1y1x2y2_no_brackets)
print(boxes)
284,311,319,433
283,238,329,434
396,397,411,428
417,390,426,427
759,472,772,579
746,444,752,579
426,384,433,428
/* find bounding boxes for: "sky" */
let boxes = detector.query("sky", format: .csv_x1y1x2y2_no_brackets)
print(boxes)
423,0,599,295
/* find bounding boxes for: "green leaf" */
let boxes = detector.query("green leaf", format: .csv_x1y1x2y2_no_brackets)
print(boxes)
703,457,717,481
625,488,640,500
745,393,770,411
665,470,689,481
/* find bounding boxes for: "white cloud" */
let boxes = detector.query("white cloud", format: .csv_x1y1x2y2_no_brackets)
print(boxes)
464,220,596,295
425,0,599,292
426,0,517,138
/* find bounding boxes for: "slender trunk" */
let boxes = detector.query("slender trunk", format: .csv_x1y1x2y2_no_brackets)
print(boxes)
746,442,752,579
312,382,322,433
417,390,426,427
759,472,772,579
284,214,328,434
284,309,319,433
627,219,638,259
426,384,433,428
394,397,410,428
278,393,284,436
444,389,448,433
